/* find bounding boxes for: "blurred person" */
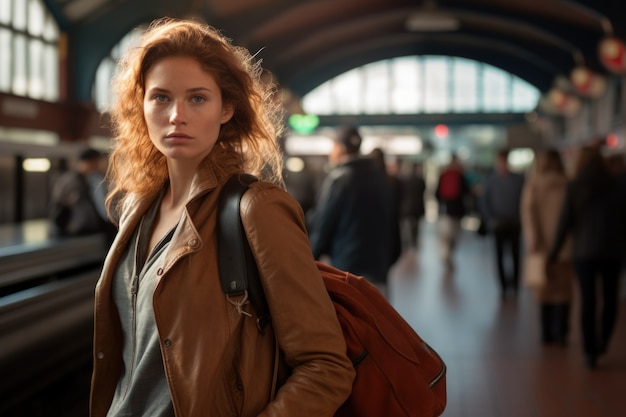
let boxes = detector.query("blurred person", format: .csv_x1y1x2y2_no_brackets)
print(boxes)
49,147,116,243
90,18,354,417
483,148,525,297
549,145,626,369
309,126,394,292
399,161,426,250
521,149,575,345
369,148,402,267
606,153,626,195
435,153,471,270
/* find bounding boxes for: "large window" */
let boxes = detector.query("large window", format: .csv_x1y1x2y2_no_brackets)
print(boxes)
302,56,540,115
93,28,143,112
0,0,59,101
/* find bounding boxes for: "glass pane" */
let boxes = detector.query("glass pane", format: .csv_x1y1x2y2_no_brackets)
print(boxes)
332,69,361,114
13,34,27,95
29,38,44,98
0,0,11,25
299,55,540,116
512,78,539,112
13,0,27,30
43,14,59,41
452,58,478,112
44,44,59,100
424,57,448,113
94,59,114,112
0,29,11,91
363,61,389,114
391,57,420,113
28,0,45,37
112,29,142,60
302,83,332,115
482,66,508,112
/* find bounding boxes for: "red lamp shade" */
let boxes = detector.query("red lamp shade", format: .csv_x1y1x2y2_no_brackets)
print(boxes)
546,88,581,117
598,37,626,74
570,66,607,98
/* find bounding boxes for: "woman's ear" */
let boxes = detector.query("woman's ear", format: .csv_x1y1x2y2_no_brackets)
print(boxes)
221,103,234,124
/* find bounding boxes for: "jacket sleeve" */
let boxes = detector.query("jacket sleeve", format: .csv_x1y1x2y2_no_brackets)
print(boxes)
240,183,355,417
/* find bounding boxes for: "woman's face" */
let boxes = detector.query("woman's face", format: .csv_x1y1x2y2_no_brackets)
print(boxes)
143,55,233,165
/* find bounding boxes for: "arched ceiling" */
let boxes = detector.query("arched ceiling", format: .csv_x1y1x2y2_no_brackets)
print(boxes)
43,0,626,102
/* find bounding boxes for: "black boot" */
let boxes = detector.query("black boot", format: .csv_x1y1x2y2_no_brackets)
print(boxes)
540,304,554,344
553,304,570,346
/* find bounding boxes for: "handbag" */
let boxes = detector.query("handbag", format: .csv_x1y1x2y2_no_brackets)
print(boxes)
523,252,547,288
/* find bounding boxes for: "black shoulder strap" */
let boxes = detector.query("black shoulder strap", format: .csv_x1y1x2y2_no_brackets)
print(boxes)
217,173,271,333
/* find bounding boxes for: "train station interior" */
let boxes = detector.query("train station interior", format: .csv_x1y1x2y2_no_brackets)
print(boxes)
1,1,626,416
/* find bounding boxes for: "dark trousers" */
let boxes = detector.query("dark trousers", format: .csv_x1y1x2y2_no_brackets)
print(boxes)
540,303,570,344
573,258,621,357
401,216,421,249
493,220,521,293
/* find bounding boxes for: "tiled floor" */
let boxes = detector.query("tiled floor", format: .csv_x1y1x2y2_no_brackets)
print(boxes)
388,221,626,417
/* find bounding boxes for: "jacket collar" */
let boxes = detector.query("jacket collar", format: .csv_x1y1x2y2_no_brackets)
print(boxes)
111,161,221,258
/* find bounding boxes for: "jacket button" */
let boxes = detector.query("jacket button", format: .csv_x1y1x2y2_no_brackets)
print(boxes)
157,268,164,276
188,238,199,248
97,352,104,360
163,339,172,347
236,383,243,391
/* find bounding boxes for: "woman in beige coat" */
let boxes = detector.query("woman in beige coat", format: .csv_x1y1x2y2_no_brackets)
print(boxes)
521,149,575,345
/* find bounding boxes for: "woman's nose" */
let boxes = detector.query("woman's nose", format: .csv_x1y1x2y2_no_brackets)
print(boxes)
169,101,187,125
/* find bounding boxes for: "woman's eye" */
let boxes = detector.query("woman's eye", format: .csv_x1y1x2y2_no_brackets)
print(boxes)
192,96,206,103
153,94,168,102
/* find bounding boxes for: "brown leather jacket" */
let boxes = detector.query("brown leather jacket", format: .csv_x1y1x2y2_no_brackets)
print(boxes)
90,164,355,417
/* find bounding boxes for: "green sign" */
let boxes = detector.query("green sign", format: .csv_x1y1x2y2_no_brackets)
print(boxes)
289,114,320,134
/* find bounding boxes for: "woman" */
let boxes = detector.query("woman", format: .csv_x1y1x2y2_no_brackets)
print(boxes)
90,18,355,417
549,145,625,369
521,149,575,345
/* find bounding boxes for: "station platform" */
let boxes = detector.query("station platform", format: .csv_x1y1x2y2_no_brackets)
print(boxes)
390,221,626,417
0,219,107,417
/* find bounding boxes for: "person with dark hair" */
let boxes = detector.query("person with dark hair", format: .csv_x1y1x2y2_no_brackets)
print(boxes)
549,145,626,369
483,148,525,297
49,147,116,243
521,149,575,345
90,18,354,417
309,126,394,292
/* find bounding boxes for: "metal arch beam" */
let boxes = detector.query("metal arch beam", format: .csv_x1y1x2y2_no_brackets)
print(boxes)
66,0,162,102
279,33,561,97
259,6,596,96
54,0,622,104
563,0,626,38
442,1,607,70
66,0,215,102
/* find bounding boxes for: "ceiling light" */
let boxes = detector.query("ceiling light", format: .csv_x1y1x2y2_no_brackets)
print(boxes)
406,10,460,32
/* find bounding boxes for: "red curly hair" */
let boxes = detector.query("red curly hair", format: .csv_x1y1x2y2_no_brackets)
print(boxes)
106,17,284,217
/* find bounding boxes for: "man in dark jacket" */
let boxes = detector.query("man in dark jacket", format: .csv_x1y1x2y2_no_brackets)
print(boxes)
309,126,394,289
